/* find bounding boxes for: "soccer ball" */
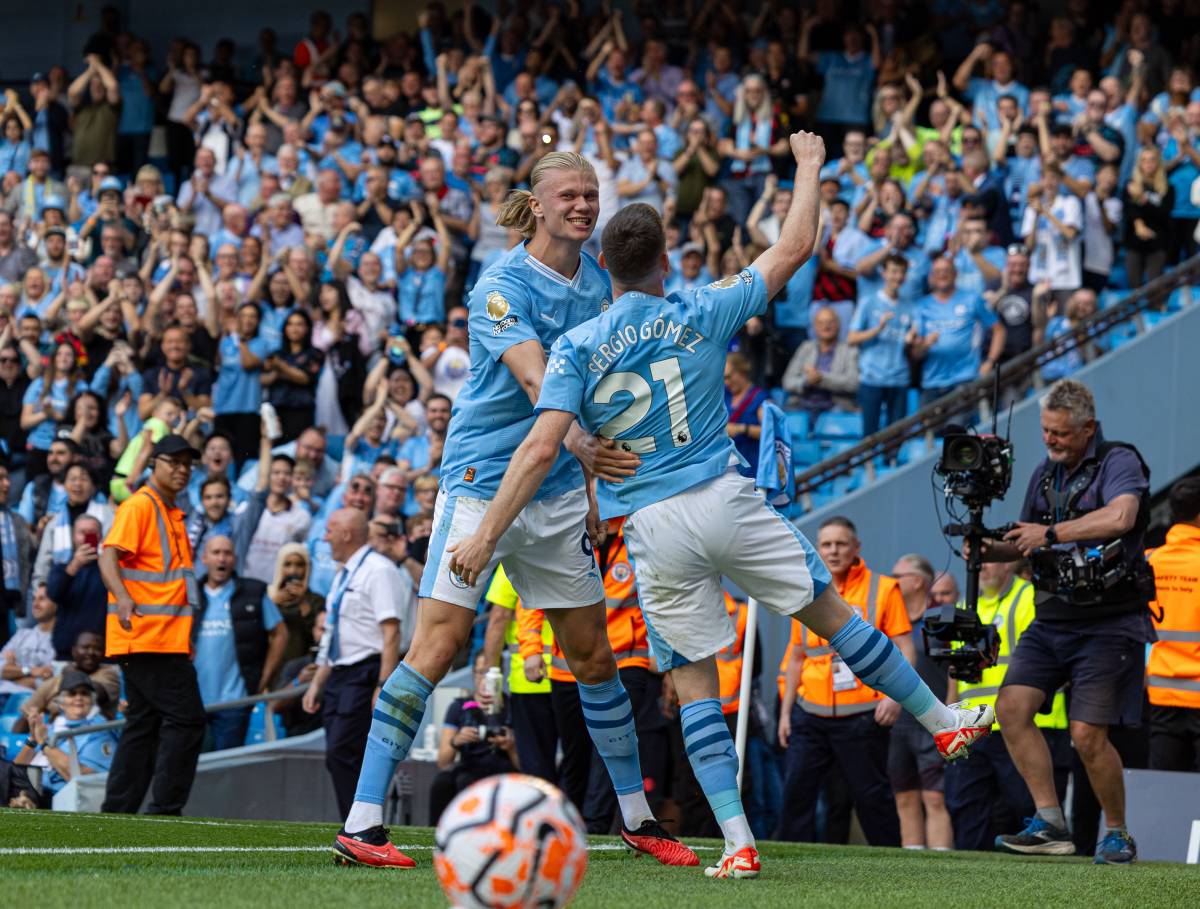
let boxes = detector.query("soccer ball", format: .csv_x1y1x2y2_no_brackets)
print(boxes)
434,773,588,909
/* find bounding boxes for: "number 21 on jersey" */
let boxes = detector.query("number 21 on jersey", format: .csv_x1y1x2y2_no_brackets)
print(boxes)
593,356,693,454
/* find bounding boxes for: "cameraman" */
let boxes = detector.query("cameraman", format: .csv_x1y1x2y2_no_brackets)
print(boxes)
983,380,1153,864
428,655,517,825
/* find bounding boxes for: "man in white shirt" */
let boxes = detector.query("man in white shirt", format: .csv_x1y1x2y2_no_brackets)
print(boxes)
302,508,410,816
243,455,312,584
1021,165,1083,294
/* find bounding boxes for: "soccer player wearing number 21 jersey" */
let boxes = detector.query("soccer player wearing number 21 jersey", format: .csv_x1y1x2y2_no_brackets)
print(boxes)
449,133,997,879
330,152,697,870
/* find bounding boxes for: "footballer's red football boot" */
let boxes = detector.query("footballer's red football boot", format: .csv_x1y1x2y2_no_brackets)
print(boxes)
621,819,700,866
704,846,761,879
934,701,995,761
332,826,417,868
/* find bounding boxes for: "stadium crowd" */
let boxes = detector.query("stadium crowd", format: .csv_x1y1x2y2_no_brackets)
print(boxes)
0,0,1198,859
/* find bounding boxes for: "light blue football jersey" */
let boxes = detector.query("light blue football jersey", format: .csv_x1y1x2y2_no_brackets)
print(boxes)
441,242,612,501
537,266,769,518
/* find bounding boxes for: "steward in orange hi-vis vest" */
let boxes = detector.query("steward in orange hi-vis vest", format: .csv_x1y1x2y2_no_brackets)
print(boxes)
104,482,199,656
98,434,207,818
1145,480,1200,772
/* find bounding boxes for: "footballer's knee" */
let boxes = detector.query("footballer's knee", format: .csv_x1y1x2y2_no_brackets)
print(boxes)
570,649,619,686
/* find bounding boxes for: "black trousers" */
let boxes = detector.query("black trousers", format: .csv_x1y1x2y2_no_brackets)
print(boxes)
779,706,900,846
509,692,558,783
1150,704,1200,772
551,666,649,834
944,729,1071,852
274,406,314,445
321,656,380,819
102,653,206,815
214,412,262,468
428,758,514,826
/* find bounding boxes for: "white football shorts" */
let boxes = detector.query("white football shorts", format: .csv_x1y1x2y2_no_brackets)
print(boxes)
420,486,605,610
622,467,832,669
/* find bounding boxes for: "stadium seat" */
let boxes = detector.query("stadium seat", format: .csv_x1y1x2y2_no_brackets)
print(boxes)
325,434,346,463
244,701,286,746
785,411,810,443
897,438,931,465
1107,323,1138,349
1,730,27,760
813,411,864,440
768,387,787,409
1142,310,1171,331
1098,290,1125,310
2,691,32,716
0,715,20,733
792,440,823,468
1107,262,1128,290
907,388,920,415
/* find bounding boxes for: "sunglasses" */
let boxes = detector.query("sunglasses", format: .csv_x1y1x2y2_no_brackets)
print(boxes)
450,318,468,329
0,356,18,364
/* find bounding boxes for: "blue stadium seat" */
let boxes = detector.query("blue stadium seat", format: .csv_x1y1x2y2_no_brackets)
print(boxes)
325,434,346,463
897,438,931,465
768,387,787,409
1098,290,1125,310
813,411,864,440
243,701,286,746
1107,323,1138,349
907,388,920,415
785,412,810,443
1142,311,1171,331
1,730,27,760
0,715,20,733
792,440,823,468
1107,262,1128,290
2,691,32,716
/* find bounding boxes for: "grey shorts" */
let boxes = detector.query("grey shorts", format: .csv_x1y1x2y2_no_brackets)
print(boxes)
887,721,945,793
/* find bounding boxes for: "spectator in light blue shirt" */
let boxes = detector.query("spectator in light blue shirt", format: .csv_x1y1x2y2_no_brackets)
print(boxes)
639,99,682,161
953,43,1029,133
115,40,157,175
952,218,1006,295
664,244,712,297
590,47,642,123
616,131,677,211
801,19,880,136
0,117,32,177
214,303,270,466
819,130,870,198
911,257,1005,405
848,254,917,437
195,535,287,751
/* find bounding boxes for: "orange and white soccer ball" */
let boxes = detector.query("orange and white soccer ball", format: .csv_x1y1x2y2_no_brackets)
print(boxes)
434,773,588,909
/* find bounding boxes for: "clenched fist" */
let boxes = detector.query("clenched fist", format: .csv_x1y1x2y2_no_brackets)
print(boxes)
789,130,826,169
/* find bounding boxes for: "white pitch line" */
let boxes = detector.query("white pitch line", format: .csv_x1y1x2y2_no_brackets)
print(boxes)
0,843,714,857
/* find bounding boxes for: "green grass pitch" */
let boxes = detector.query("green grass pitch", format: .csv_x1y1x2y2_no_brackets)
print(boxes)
2,808,1196,908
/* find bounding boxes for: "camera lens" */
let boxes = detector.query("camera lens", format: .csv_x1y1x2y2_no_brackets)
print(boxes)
944,436,983,470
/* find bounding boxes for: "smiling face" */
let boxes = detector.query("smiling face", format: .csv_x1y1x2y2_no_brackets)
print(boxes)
530,166,600,245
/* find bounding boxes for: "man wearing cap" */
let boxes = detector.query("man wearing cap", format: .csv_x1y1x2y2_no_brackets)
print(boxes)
99,434,206,815
665,242,713,296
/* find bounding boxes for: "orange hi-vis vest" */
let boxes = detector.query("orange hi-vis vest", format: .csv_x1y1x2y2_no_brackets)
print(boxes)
1147,524,1200,708
104,484,199,657
717,594,748,715
778,559,910,717
518,526,650,683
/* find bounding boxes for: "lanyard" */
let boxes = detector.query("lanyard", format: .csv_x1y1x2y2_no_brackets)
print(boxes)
327,548,371,660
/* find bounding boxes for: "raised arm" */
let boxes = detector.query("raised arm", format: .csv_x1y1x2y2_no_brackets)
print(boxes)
752,132,825,300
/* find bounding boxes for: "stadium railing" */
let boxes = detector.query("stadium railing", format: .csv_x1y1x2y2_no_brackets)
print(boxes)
792,256,1200,510
47,684,310,779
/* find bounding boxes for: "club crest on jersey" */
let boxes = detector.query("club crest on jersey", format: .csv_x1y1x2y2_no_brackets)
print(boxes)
611,561,632,583
485,291,510,321
710,274,740,289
